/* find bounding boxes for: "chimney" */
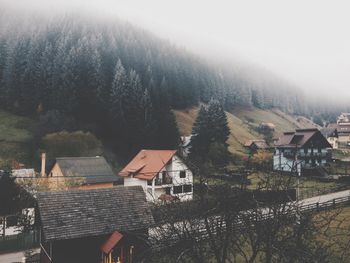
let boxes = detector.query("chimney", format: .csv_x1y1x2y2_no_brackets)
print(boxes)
41,153,46,177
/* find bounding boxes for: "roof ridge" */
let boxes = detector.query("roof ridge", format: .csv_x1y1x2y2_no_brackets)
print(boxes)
56,156,103,160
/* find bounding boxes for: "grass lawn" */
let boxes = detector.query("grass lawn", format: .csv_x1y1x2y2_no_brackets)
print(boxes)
0,110,37,166
247,172,347,199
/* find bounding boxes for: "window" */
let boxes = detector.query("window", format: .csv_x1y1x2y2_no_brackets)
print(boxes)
6,216,18,227
147,180,152,186
165,187,171,195
173,186,182,194
162,171,167,178
183,184,192,193
180,171,186,178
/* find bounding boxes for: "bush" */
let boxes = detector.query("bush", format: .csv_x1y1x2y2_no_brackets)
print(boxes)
41,131,102,160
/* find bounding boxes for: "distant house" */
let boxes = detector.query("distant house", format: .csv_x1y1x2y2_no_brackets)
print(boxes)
179,135,193,157
244,139,270,154
320,127,339,149
273,129,332,175
36,186,154,263
336,124,350,148
259,122,275,131
337,113,350,124
119,150,193,202
48,156,120,189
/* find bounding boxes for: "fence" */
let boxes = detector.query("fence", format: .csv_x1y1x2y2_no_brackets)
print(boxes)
150,192,350,251
299,185,350,200
0,229,40,253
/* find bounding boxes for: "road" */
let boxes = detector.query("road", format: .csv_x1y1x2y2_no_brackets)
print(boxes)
0,248,39,263
299,189,350,206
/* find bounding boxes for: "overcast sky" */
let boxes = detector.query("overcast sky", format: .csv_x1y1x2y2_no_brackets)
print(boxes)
4,0,350,98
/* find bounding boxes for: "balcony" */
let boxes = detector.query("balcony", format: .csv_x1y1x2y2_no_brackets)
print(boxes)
154,176,173,186
283,151,331,159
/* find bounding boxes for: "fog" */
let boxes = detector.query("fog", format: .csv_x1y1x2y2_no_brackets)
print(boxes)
2,0,350,99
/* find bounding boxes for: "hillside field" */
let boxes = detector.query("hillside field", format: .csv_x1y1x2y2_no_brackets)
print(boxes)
0,110,37,166
174,106,318,157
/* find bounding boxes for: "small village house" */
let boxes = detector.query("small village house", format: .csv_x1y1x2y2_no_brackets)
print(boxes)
47,156,121,189
36,186,154,263
335,123,350,148
337,113,350,124
244,139,270,154
321,127,339,149
179,135,193,158
259,122,275,132
119,150,193,202
273,129,332,175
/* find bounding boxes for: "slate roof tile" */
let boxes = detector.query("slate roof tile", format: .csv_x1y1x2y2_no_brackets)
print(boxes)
36,186,154,242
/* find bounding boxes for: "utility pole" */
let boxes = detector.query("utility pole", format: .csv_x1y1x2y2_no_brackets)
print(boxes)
295,143,300,201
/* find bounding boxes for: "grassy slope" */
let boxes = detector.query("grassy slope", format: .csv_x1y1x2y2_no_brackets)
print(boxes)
0,110,37,166
174,105,318,157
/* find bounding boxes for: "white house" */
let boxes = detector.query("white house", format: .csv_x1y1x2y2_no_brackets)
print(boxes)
179,135,193,158
337,113,350,124
119,150,193,202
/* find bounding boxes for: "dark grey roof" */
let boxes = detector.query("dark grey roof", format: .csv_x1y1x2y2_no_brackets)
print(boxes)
36,186,154,242
276,129,331,148
55,157,120,184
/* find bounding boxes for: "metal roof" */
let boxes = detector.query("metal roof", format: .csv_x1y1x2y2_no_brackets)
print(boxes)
55,156,120,184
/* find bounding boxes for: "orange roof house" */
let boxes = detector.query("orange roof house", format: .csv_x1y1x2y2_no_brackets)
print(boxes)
120,150,193,203
119,150,177,180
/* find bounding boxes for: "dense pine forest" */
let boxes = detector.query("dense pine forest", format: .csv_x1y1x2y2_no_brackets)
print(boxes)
0,10,346,156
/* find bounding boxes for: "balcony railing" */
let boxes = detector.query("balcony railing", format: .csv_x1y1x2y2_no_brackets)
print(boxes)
154,176,173,186
283,151,331,159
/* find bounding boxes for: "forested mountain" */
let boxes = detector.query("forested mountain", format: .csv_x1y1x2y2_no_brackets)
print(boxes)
0,9,322,155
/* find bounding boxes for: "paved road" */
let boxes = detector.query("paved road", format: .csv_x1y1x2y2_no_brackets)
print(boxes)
299,189,350,206
0,248,39,263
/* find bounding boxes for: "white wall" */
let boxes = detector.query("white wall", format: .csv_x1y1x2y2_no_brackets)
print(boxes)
123,155,193,202
0,208,35,236
273,151,302,175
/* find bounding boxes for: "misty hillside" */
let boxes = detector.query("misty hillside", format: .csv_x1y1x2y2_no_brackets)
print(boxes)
0,10,315,155
174,105,318,156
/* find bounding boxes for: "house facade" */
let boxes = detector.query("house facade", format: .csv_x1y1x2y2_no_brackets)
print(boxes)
36,186,154,263
273,129,332,175
336,123,350,148
119,150,193,202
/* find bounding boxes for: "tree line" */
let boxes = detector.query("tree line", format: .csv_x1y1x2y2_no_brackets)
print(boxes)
0,11,319,154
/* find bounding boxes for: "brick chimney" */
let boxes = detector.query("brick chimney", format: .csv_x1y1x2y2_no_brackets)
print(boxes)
41,153,46,177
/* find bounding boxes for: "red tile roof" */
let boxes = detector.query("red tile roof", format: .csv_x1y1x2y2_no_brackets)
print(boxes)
119,150,177,180
101,230,123,254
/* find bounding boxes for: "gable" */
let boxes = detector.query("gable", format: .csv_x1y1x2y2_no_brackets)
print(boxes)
303,131,332,148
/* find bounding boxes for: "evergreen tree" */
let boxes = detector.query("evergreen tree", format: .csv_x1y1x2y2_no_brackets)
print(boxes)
190,105,210,159
141,88,157,147
207,98,230,145
110,59,127,123
190,100,230,166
